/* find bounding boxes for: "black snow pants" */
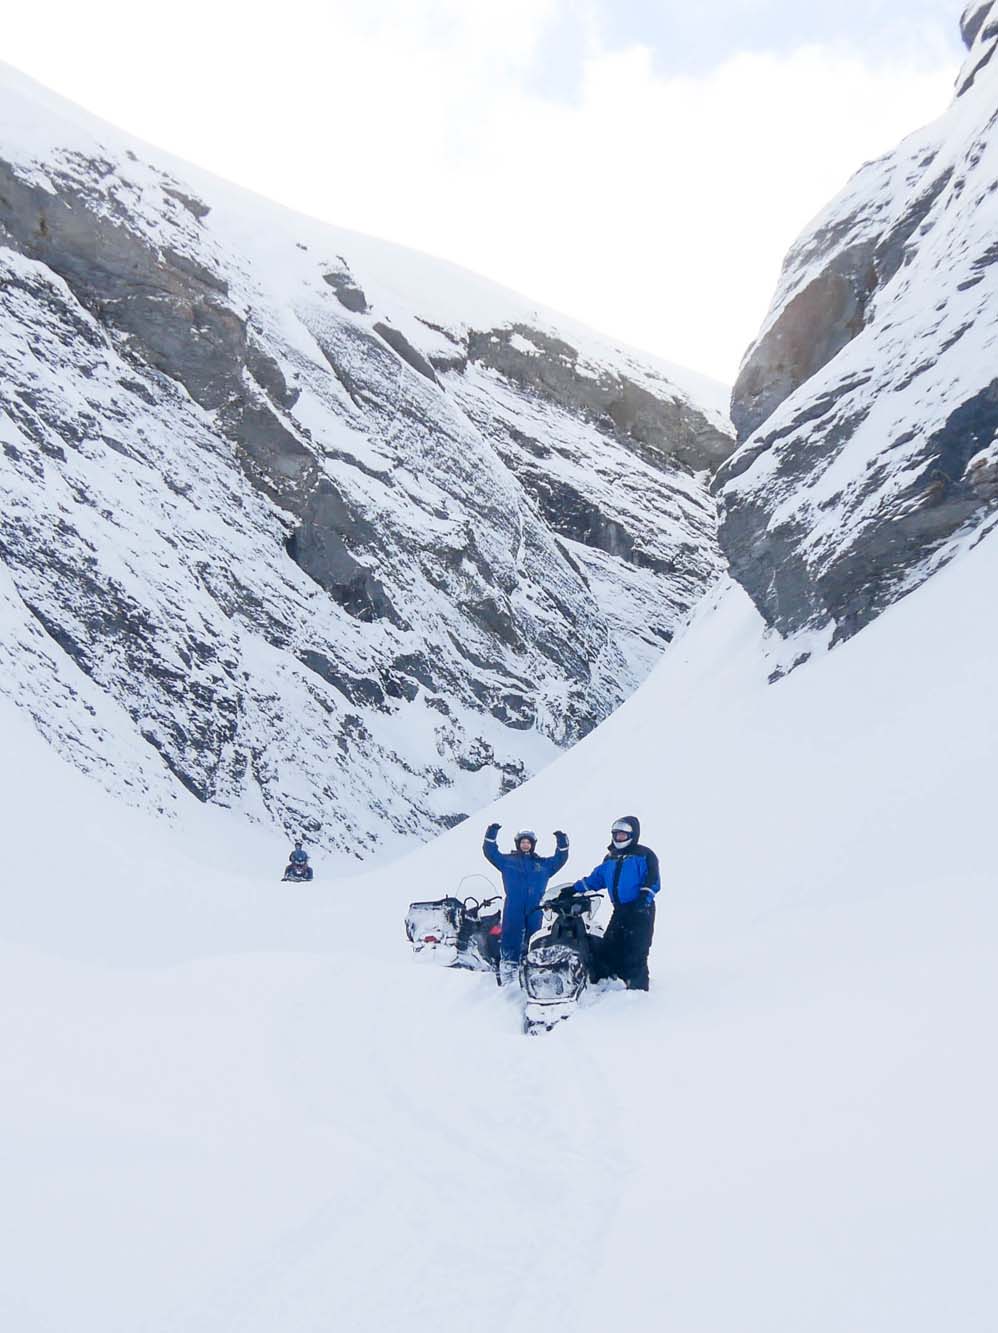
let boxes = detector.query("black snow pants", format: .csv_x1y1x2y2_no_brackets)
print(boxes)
593,899,656,991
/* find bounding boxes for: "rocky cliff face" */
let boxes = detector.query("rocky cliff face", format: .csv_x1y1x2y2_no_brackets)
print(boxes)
0,66,732,858
718,3,998,646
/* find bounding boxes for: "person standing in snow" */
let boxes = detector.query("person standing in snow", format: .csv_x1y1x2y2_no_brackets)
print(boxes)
483,824,569,983
570,816,659,990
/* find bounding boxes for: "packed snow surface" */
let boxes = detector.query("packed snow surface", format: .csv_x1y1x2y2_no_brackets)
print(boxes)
2,527,995,1330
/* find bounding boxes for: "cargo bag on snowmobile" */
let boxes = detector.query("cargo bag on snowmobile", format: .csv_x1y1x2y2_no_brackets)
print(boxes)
405,894,502,972
405,897,464,965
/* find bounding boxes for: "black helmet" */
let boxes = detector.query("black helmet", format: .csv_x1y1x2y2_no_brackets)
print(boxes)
514,829,537,851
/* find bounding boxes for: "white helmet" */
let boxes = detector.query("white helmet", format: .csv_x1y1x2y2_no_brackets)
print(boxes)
610,817,638,851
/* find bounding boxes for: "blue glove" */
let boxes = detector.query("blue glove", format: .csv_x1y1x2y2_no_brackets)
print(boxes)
485,823,500,840
641,891,656,909
554,829,568,843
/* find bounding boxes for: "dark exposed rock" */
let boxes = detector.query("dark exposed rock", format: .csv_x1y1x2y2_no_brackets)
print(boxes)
428,350,468,374
390,654,434,696
718,6,998,647
958,4,998,93
247,340,300,410
962,3,994,48
523,471,675,576
469,324,731,472
323,269,369,313
373,321,439,384
162,185,211,220
285,480,400,625
222,400,318,505
732,165,954,444
298,651,387,708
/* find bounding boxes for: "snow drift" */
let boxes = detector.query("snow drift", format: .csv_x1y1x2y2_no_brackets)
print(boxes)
2,517,995,1332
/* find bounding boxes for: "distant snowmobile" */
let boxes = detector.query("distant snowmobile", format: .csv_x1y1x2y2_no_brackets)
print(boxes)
282,841,314,883
520,887,604,1035
405,879,503,974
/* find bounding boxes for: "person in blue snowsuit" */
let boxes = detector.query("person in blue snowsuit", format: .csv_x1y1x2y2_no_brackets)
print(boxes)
483,824,569,981
570,815,659,990
282,841,314,883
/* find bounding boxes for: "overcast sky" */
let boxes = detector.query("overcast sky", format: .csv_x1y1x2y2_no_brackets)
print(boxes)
4,1,965,384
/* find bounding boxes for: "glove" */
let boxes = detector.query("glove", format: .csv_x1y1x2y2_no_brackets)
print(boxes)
640,891,656,909
485,822,500,839
554,830,567,842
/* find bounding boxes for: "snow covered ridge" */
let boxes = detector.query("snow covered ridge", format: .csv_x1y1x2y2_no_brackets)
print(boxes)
717,2,998,645
0,64,732,856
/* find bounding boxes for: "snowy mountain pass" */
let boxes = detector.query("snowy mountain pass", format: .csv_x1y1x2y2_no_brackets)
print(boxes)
1,526,996,1331
0,62,733,854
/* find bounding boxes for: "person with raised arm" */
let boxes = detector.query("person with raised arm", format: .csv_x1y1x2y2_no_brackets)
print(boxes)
482,824,569,984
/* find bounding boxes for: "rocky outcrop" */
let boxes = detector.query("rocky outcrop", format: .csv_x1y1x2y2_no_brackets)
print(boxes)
467,325,731,473
717,4,998,644
0,65,732,857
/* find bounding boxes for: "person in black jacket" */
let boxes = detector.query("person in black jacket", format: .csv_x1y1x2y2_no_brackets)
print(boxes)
570,815,659,990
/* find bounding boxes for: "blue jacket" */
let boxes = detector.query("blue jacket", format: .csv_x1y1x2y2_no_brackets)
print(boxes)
483,827,569,962
574,816,659,906
483,830,568,900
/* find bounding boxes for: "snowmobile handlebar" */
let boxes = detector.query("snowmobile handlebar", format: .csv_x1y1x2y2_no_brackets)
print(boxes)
544,889,601,914
463,894,503,912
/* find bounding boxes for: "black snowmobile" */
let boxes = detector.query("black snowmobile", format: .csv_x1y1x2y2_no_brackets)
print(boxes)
405,877,503,975
282,839,313,882
520,886,604,1035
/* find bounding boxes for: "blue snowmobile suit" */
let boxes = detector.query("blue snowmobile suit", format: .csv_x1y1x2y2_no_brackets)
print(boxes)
483,825,569,963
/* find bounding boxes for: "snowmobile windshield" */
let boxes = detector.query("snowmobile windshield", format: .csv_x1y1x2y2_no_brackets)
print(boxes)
522,951,586,1001
525,967,572,1001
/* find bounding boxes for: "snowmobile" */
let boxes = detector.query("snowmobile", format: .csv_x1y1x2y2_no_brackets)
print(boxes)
405,877,503,974
520,886,604,1035
282,840,313,882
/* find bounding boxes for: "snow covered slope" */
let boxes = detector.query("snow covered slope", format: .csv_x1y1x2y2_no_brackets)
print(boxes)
0,63,732,857
2,517,994,1332
719,2,998,645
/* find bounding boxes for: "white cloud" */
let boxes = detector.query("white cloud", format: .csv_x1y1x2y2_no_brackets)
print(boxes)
3,2,958,384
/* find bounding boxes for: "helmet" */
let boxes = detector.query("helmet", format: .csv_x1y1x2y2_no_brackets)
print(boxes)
610,816,639,851
515,829,537,851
